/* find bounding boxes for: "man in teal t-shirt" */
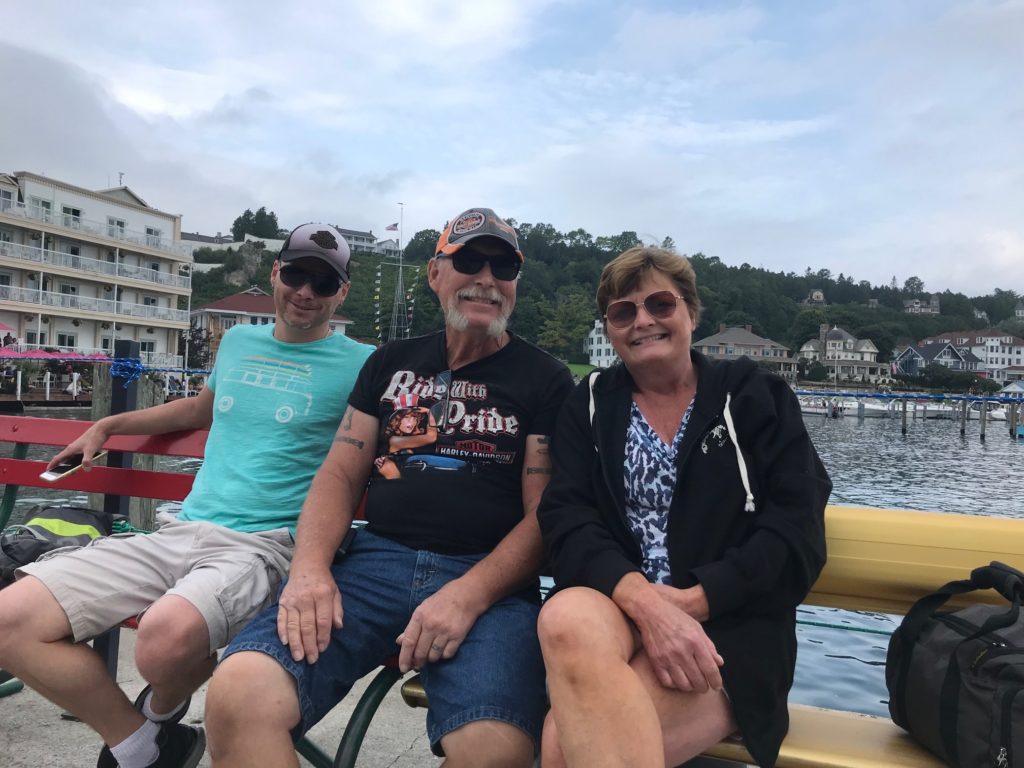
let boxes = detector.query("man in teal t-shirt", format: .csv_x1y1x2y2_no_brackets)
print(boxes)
0,223,373,768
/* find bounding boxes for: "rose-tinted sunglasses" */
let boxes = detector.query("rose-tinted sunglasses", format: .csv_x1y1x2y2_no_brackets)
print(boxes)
604,290,686,329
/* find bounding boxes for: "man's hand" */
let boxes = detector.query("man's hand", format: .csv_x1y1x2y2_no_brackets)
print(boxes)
276,565,343,664
396,579,484,673
47,422,109,471
635,591,723,693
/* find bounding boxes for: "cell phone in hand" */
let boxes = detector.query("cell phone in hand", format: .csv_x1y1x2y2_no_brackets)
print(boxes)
39,451,108,482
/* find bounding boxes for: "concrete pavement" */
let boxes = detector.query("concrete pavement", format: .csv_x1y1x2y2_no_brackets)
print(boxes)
0,629,441,767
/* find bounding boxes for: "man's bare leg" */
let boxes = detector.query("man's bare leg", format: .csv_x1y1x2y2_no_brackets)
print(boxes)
206,651,302,768
0,576,145,745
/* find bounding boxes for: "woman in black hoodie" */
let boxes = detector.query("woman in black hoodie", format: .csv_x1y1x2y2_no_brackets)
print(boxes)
537,247,831,768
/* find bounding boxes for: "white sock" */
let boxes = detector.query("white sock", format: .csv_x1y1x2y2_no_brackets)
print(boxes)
140,688,188,723
109,718,160,768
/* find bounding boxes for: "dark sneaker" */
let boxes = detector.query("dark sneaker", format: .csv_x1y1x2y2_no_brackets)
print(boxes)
96,723,205,768
151,724,205,768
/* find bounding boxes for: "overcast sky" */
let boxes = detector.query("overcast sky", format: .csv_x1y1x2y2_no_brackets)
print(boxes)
1,1,1021,295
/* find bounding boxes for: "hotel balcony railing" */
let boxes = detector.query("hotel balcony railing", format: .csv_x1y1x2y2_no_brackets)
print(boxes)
0,286,188,323
8,343,183,370
0,240,191,289
0,201,193,257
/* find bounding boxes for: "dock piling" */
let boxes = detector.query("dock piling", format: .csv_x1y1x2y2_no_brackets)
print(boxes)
980,403,987,442
960,400,967,436
901,400,908,435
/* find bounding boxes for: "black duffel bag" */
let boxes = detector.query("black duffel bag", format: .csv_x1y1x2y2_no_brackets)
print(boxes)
0,505,113,588
886,561,1024,767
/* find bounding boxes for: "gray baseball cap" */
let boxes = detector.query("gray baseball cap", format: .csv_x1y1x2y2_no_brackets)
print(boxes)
279,223,351,282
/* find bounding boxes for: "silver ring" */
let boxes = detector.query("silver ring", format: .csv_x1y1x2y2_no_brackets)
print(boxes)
431,643,444,652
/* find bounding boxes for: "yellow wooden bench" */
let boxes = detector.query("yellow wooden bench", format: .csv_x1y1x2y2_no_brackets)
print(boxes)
401,504,1024,767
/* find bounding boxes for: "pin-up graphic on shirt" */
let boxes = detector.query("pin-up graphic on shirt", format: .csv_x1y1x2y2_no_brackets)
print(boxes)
218,356,314,423
374,390,476,479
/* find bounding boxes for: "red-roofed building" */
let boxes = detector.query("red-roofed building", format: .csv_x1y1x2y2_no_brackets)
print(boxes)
193,286,355,362
919,328,1024,382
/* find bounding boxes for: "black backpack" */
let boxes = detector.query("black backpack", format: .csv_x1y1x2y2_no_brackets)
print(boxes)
0,506,113,588
886,561,1024,768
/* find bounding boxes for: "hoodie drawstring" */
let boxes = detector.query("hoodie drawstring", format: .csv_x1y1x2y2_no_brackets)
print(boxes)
724,393,756,512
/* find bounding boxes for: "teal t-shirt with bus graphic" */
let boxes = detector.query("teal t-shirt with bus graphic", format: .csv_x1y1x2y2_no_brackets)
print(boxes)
178,324,373,534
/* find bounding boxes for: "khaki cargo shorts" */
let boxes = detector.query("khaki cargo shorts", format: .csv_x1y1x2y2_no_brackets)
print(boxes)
18,513,293,652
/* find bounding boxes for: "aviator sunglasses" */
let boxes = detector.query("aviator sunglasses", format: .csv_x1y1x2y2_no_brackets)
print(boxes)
604,290,687,329
278,265,344,297
440,249,521,281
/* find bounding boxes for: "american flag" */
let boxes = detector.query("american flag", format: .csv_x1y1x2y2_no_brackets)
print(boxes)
385,222,399,231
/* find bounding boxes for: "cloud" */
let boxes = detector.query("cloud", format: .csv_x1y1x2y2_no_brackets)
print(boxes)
0,1,1021,297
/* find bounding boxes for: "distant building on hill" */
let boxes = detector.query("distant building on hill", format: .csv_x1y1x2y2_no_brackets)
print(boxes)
692,324,797,381
193,286,354,363
197,226,397,256
803,289,826,306
903,295,940,314
181,231,233,245
799,324,883,383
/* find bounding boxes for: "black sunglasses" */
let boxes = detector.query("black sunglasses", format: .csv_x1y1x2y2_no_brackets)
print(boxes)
430,369,453,430
440,250,521,282
278,265,343,297
604,290,686,329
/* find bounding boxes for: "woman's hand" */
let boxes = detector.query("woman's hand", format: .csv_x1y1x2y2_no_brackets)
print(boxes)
651,583,711,622
614,574,723,693
637,591,723,693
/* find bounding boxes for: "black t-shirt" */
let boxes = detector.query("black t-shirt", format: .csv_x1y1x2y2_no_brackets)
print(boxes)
348,331,574,555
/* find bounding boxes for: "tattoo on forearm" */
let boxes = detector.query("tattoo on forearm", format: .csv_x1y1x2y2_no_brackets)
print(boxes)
334,435,364,449
526,466,552,475
537,436,550,445
535,436,550,456
342,406,355,429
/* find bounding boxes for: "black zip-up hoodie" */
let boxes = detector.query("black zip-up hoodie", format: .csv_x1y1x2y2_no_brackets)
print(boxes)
538,352,831,767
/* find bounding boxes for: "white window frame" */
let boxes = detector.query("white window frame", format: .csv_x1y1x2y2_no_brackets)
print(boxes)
62,205,82,229
107,217,126,239
0,189,12,211
139,340,156,353
145,227,162,247
30,197,52,222
143,295,158,307
26,331,47,345
56,332,77,348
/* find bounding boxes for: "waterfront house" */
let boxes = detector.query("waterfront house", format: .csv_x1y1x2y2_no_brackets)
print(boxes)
890,342,981,376
799,324,884,383
192,286,355,364
920,328,1024,383
693,324,797,381
0,171,191,368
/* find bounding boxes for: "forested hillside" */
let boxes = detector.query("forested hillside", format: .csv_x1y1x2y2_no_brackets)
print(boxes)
187,223,1023,364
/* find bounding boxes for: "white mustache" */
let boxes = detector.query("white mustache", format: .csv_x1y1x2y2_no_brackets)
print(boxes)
457,288,506,309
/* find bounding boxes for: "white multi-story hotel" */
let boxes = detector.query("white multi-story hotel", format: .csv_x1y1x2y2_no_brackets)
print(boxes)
0,171,192,367
584,319,620,368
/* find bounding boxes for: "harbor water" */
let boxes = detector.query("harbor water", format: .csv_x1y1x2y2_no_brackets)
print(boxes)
5,407,1024,719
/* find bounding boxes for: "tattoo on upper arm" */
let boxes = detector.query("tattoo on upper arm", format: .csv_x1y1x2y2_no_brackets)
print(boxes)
334,435,365,449
341,406,355,430
526,466,552,476
534,435,551,456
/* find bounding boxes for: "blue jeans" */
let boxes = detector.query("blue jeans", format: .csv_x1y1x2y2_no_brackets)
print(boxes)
223,529,546,754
